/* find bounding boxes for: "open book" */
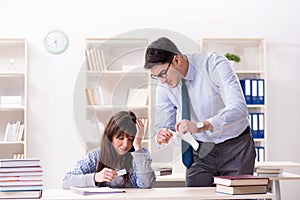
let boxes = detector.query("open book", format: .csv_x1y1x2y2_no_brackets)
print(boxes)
70,186,125,195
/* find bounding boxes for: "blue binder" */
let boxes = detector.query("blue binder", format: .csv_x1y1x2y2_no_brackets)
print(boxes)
248,113,254,137
251,79,258,104
255,146,265,162
258,113,264,138
250,79,265,105
255,147,260,162
257,79,265,104
251,113,259,138
240,79,252,104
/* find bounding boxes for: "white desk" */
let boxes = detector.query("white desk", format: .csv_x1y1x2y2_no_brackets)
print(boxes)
254,161,300,200
156,161,300,200
155,161,300,200
41,188,275,200
254,161,300,168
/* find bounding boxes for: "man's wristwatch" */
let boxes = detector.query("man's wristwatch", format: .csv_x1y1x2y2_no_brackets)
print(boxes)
196,122,204,131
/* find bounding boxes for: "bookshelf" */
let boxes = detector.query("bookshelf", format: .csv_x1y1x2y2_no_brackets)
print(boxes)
84,38,152,151
200,38,267,161
0,39,27,159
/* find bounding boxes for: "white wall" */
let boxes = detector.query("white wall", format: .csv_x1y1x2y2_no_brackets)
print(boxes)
1,0,300,199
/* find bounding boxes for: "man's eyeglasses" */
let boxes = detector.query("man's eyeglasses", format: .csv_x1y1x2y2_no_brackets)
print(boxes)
150,58,173,80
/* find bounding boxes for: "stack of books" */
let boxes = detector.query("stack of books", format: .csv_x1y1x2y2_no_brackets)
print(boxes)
154,167,173,176
214,174,269,195
0,158,43,199
255,167,283,177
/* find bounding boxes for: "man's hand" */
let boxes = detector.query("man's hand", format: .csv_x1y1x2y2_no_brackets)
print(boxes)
176,119,198,134
156,128,173,145
176,120,213,134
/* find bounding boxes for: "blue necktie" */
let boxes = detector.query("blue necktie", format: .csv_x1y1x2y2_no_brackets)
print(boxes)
181,79,194,168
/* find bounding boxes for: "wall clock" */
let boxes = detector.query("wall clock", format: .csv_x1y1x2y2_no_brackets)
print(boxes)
44,30,69,54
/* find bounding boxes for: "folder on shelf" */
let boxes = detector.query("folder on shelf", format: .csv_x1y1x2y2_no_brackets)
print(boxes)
250,113,265,139
251,79,265,105
255,146,265,162
251,113,259,138
94,87,104,105
0,96,22,108
248,113,254,138
248,113,252,133
240,79,252,104
94,49,102,71
85,49,93,71
100,49,106,71
89,49,98,71
3,121,24,142
255,147,259,162
251,79,258,104
257,79,265,104
86,48,106,71
85,88,94,105
258,113,264,139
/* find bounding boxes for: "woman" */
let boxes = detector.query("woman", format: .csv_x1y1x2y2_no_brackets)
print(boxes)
63,111,156,189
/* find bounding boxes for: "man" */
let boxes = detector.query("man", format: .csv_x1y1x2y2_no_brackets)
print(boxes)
144,37,256,187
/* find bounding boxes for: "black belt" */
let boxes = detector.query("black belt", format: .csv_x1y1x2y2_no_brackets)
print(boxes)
222,126,250,143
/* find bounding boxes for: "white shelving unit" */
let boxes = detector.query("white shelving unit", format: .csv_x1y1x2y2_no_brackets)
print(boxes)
0,39,27,159
200,38,267,161
84,38,152,151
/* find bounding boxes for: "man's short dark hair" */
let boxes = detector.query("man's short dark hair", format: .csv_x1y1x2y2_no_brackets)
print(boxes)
144,37,182,69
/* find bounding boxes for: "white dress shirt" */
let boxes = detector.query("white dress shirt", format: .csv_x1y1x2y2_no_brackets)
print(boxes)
155,52,249,144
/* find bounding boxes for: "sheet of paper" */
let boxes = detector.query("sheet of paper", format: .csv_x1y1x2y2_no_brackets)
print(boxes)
170,130,199,151
70,186,125,195
116,168,127,176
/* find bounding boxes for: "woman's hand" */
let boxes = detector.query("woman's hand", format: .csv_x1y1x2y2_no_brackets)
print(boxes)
94,168,117,183
133,118,144,151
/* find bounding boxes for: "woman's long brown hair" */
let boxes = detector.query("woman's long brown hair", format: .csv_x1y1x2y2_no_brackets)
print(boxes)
96,111,137,187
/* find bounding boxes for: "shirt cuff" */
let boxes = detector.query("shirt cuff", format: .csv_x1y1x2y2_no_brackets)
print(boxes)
131,148,153,172
87,173,98,187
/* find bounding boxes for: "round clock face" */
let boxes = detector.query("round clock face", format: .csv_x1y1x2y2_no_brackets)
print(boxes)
44,30,69,54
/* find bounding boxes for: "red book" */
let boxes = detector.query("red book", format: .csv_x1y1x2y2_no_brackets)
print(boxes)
213,174,269,186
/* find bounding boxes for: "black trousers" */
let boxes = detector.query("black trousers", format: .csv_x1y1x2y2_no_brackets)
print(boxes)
186,127,256,187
